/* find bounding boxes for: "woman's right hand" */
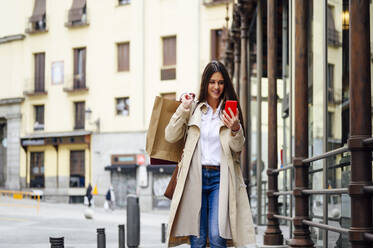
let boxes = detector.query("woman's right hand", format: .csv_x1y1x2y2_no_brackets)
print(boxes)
181,93,195,110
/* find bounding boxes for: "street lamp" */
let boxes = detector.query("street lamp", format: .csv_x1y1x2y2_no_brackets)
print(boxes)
85,107,100,131
342,9,349,30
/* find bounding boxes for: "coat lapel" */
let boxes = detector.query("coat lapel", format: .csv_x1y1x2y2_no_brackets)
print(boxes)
187,102,205,128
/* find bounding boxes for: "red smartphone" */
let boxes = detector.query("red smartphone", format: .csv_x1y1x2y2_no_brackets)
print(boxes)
224,100,237,118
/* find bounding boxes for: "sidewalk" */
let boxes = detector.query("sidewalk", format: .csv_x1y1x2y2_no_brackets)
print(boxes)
0,197,290,247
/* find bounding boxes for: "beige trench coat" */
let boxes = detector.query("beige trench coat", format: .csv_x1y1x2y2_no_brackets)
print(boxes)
165,102,256,247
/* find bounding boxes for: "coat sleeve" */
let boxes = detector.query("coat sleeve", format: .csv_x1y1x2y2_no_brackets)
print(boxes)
228,124,245,152
165,104,191,143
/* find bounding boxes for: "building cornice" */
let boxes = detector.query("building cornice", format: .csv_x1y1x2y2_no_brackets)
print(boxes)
0,97,25,105
0,34,25,44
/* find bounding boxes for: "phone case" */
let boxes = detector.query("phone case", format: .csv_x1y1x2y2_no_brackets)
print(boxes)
225,100,237,118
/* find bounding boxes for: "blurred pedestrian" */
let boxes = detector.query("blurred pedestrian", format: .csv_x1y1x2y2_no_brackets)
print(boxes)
86,183,93,207
105,185,115,211
165,61,256,247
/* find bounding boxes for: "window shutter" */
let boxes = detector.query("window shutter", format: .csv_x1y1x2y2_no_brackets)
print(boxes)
73,49,79,88
327,6,339,46
70,150,85,176
40,53,45,91
75,102,85,129
118,43,129,71
163,37,176,66
34,53,45,92
118,44,123,71
35,105,44,124
34,54,39,91
29,0,46,22
217,29,225,61
68,0,86,23
211,30,217,60
211,29,224,61
81,48,86,88
40,106,44,124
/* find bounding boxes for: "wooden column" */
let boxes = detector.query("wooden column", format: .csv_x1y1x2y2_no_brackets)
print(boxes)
288,0,314,246
348,0,373,247
263,0,283,245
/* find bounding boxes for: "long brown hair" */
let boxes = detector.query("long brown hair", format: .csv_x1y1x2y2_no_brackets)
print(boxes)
197,60,245,133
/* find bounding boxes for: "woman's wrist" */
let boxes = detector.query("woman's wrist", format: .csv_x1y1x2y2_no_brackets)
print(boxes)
231,125,240,133
231,125,240,136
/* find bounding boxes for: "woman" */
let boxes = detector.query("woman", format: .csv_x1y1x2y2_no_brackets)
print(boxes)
165,61,256,247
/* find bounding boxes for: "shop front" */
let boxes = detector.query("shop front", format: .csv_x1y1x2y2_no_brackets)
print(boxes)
20,131,91,203
147,159,175,209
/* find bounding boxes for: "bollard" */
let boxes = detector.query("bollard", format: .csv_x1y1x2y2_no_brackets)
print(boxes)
127,194,140,248
119,224,125,248
97,228,106,248
49,237,64,248
161,223,166,243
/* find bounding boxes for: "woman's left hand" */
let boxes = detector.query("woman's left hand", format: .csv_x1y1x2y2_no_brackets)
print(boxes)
222,108,240,133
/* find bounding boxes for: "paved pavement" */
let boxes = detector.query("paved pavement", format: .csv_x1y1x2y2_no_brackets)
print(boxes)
0,196,307,247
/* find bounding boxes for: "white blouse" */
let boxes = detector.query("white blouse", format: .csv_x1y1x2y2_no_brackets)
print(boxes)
200,102,223,166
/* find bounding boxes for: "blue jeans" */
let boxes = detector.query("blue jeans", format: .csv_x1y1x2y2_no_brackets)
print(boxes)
190,168,227,248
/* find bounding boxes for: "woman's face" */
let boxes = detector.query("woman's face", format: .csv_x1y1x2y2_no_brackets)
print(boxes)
207,72,224,102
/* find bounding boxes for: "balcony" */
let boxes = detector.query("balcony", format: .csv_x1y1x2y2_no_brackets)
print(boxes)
65,8,89,28
25,16,48,34
160,66,176,81
327,28,341,47
23,78,47,97
33,122,45,131
63,74,89,94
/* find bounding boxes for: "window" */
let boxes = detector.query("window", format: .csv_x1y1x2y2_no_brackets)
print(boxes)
162,36,176,66
119,0,130,5
30,152,44,188
117,42,130,72
161,36,177,80
74,102,85,129
27,0,47,33
67,0,88,27
34,53,45,92
34,105,44,131
327,64,334,103
161,92,176,100
327,5,340,46
70,150,85,188
116,97,130,116
73,48,86,89
211,29,225,61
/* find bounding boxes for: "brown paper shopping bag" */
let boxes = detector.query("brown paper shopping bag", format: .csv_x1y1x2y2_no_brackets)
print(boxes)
146,96,184,163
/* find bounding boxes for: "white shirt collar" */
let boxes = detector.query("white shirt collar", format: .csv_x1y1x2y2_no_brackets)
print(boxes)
202,101,223,117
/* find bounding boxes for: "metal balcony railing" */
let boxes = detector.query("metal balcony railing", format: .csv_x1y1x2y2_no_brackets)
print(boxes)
65,8,90,28
328,28,341,47
63,74,89,93
23,77,47,96
25,15,49,34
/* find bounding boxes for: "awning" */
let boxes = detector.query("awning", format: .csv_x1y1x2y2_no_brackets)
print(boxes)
22,130,91,139
29,0,46,22
105,164,137,171
147,164,176,174
21,131,91,147
68,0,86,23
